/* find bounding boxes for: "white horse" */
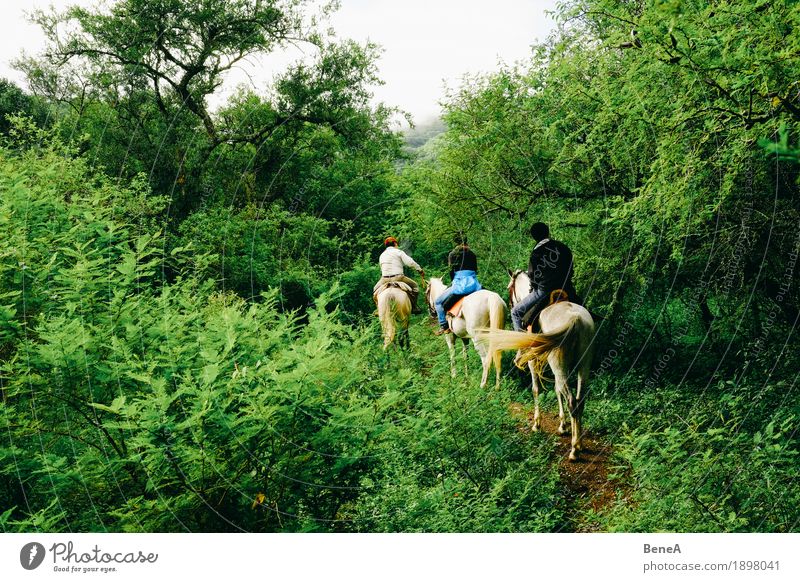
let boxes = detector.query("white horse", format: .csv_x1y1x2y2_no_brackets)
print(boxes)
481,270,594,461
376,282,411,350
425,277,506,388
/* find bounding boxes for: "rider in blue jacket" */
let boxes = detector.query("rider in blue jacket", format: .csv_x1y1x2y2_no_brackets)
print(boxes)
434,233,482,335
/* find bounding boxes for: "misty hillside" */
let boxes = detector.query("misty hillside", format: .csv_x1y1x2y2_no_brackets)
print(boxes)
403,117,446,150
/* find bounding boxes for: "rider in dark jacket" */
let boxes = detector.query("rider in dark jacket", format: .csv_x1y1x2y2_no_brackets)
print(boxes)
511,222,580,331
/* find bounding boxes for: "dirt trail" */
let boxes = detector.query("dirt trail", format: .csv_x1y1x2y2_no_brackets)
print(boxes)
509,402,617,532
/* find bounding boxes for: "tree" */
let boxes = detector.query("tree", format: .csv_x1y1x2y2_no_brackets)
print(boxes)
21,0,327,144
400,0,800,372
17,0,403,225
0,79,46,134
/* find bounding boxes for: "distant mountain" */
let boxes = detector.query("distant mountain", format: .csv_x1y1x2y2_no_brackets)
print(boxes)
403,118,446,150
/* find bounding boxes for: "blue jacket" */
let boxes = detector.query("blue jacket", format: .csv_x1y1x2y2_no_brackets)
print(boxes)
451,269,482,295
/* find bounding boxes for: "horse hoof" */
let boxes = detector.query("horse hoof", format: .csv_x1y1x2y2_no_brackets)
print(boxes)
531,424,540,433
557,426,569,436
568,450,578,462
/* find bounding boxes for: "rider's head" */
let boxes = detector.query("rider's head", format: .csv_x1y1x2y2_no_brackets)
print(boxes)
384,236,398,248
530,222,549,241
453,232,468,246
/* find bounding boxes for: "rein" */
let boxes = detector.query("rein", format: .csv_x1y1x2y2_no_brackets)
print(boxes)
424,281,436,317
508,270,524,308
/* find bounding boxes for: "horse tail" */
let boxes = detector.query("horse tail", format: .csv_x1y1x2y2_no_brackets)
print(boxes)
522,320,578,379
487,293,507,383
488,293,506,332
377,290,396,347
396,290,411,328
479,319,578,378
378,288,411,349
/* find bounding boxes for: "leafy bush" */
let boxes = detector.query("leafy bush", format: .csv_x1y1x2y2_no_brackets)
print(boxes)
0,136,563,532
347,352,562,532
175,205,341,308
595,399,799,532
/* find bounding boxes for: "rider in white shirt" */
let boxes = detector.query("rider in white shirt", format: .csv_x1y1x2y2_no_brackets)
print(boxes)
373,236,425,313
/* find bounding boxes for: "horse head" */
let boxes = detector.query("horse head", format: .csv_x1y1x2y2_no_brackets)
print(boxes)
506,269,528,308
423,279,437,318
425,277,446,308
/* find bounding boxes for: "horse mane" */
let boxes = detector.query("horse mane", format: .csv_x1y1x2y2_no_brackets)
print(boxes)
507,270,529,306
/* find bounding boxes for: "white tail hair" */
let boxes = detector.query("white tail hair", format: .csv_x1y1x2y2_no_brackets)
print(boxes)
487,292,506,374
478,321,577,379
377,287,410,349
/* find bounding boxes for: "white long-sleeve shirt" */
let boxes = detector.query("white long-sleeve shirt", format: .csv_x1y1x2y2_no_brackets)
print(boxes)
379,246,422,277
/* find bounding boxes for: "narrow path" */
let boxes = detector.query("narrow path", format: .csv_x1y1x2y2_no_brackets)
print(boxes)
509,402,617,532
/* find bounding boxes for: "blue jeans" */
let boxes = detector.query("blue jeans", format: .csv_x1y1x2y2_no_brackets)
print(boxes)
435,286,459,327
511,288,547,331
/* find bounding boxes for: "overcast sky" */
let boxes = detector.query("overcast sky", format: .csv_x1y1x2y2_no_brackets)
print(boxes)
0,0,559,125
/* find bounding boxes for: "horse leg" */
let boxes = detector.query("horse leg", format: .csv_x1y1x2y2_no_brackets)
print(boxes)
479,355,490,388
573,364,590,453
446,333,457,378
548,359,572,436
529,362,541,432
492,348,502,390
554,369,579,461
382,325,392,350
555,383,568,435
474,338,491,388
547,358,570,436
462,337,470,381
568,390,580,461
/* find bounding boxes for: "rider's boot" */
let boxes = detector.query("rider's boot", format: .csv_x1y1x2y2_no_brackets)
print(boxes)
410,290,423,314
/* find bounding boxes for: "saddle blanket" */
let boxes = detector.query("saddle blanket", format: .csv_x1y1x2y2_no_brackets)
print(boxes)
446,296,465,318
377,281,412,295
523,288,570,331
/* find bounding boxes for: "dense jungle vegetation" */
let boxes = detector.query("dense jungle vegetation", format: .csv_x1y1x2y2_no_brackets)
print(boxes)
1,0,798,532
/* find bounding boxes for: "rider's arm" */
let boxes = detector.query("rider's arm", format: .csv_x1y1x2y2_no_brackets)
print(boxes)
527,247,543,291
399,249,423,273
446,249,454,282
468,249,478,273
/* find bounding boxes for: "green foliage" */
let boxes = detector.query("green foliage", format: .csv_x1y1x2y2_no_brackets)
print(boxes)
0,134,560,532
334,257,381,319
760,123,800,163
175,205,340,307
598,410,799,532
348,363,562,532
581,374,800,532
0,79,48,135
399,0,800,378
18,0,403,242
3,0,800,535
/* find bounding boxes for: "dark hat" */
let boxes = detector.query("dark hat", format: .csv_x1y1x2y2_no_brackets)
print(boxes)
529,222,549,241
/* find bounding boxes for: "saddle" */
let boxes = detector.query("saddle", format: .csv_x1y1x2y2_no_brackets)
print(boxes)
377,280,413,296
523,288,569,332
